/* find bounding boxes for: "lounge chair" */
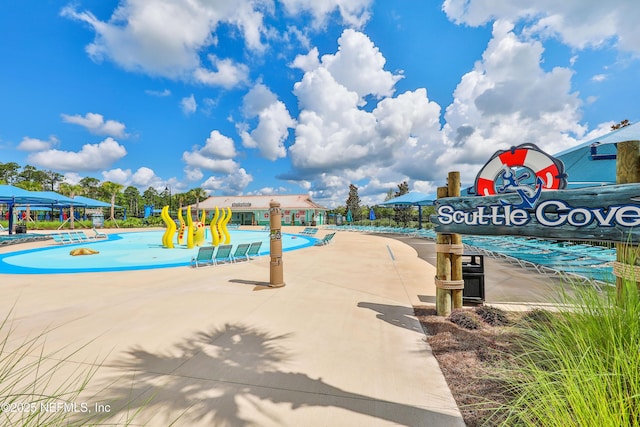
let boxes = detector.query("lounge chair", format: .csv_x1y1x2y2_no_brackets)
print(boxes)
92,228,108,239
246,241,262,259
213,244,234,265
52,234,73,245
231,243,251,262
300,227,318,236
191,246,215,268
315,232,335,246
73,231,91,241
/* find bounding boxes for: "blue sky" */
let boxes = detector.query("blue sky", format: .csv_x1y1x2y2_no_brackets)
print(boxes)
1,0,638,207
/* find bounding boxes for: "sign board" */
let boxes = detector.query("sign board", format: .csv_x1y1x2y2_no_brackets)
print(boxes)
432,144,640,243
433,183,640,243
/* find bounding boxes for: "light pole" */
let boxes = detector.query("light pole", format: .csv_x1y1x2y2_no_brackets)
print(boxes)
165,185,172,215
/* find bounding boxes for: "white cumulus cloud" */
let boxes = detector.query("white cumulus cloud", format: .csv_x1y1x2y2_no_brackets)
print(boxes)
442,0,640,54
182,130,239,176
322,29,401,102
201,168,253,195
193,56,250,88
61,112,127,138
280,0,373,28
439,20,584,182
288,30,440,185
201,130,237,159
181,95,197,115
17,136,59,151
240,83,295,161
27,137,127,172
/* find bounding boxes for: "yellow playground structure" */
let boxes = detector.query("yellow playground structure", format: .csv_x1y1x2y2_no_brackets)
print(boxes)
160,206,232,249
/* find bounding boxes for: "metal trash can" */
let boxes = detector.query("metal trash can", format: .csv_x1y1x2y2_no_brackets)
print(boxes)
91,213,104,228
462,252,485,304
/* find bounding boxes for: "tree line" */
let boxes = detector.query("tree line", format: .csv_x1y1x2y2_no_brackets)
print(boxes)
0,162,208,218
337,181,433,226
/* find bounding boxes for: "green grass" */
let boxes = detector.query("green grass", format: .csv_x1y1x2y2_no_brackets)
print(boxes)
498,281,640,427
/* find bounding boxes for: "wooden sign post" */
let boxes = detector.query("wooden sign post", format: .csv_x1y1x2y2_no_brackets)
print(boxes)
614,140,640,296
436,172,464,316
430,140,640,313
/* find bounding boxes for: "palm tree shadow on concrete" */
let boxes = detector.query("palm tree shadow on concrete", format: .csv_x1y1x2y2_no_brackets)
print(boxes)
92,323,461,426
357,302,425,334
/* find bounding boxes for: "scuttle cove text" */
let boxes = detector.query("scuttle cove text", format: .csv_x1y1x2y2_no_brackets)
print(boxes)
437,200,640,228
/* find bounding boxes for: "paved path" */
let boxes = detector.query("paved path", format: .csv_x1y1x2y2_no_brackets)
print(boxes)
0,228,465,426
386,233,576,310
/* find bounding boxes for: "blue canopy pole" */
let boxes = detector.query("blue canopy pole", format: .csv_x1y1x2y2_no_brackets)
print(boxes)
418,206,423,229
8,202,14,235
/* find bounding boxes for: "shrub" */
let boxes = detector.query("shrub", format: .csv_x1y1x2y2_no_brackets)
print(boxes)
448,310,480,330
475,306,510,326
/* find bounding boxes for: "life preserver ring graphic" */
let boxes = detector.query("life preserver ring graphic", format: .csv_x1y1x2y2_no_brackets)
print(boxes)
474,143,567,196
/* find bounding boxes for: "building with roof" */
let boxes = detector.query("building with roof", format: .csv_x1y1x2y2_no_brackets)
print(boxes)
192,194,328,226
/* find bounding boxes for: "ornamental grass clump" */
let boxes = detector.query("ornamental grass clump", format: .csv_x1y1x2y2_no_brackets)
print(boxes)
500,281,640,427
0,309,149,426
0,312,104,427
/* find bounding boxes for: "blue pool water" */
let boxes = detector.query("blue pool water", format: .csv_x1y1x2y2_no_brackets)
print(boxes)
0,230,317,274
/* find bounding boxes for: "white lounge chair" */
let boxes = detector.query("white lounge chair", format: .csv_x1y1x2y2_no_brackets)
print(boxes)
92,228,108,239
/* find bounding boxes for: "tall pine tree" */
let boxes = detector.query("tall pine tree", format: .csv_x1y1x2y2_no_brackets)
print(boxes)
345,184,360,222
393,181,412,226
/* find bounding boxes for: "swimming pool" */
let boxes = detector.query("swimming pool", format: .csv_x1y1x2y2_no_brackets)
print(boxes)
0,230,317,274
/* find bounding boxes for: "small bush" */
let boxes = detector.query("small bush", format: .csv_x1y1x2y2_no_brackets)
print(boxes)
448,310,480,330
475,306,510,326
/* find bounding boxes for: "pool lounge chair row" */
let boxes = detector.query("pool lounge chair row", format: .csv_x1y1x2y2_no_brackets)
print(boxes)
0,233,51,246
300,227,319,235
462,235,615,286
325,224,435,237
51,229,107,245
191,241,263,268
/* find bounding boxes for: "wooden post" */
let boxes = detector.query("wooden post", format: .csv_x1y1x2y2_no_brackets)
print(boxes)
435,172,465,316
448,172,464,309
436,186,452,316
615,140,640,295
269,201,285,288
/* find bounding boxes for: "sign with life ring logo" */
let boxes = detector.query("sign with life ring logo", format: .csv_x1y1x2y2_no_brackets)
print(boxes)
474,143,567,198
432,143,640,243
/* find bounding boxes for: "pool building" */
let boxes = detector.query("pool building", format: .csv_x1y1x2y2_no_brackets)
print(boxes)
193,194,328,226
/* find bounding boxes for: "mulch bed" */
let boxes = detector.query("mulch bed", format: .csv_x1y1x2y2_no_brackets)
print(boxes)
414,306,526,427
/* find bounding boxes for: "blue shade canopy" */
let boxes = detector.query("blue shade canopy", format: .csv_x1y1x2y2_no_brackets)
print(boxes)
589,121,640,146
28,191,87,207
0,185,59,204
70,195,115,208
554,122,640,189
379,191,436,206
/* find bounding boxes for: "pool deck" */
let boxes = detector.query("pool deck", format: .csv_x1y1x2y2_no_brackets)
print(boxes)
0,226,565,426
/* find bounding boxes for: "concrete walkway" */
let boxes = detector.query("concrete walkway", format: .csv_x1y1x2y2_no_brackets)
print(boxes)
388,233,580,311
0,228,465,426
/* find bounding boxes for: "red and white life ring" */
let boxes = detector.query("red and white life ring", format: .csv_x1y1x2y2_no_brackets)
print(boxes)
474,144,566,196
